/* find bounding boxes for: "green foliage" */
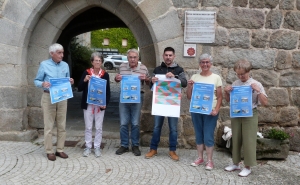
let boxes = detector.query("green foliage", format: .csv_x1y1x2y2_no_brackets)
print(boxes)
267,129,289,141
91,28,138,54
70,38,93,87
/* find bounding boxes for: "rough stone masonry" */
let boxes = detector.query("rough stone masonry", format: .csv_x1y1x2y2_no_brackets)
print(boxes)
0,0,300,152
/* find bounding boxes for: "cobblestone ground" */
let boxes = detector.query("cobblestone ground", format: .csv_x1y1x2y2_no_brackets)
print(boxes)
0,136,300,185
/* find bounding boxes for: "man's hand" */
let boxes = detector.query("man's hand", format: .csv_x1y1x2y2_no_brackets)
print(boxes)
115,74,122,82
166,72,175,78
42,81,51,88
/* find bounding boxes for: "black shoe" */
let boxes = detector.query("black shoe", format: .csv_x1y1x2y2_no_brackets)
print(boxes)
116,146,129,155
132,146,141,156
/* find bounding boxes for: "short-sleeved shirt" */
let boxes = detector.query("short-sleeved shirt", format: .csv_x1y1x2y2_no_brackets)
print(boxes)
118,62,149,92
232,78,267,108
191,73,222,109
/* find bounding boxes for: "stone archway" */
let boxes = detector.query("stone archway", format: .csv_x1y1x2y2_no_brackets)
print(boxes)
0,0,187,142
27,0,156,130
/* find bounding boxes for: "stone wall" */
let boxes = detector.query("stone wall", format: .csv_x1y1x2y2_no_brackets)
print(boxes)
0,0,299,150
141,0,300,151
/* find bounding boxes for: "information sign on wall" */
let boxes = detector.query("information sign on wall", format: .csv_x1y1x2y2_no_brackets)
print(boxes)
184,11,216,43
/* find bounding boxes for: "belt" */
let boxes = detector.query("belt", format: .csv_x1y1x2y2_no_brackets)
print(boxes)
44,90,50,93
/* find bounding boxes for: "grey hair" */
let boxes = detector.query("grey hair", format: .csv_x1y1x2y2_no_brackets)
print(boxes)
49,43,63,53
199,53,213,64
127,48,139,57
90,52,104,62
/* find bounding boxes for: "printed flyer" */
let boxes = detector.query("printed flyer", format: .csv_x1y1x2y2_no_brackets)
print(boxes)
120,75,141,103
230,86,253,118
189,82,214,115
87,76,107,106
151,75,182,117
49,77,73,104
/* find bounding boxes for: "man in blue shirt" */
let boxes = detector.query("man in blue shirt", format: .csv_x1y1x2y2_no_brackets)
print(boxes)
34,43,74,161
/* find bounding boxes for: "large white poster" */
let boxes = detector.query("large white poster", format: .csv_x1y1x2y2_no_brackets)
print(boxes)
184,11,216,43
151,75,182,118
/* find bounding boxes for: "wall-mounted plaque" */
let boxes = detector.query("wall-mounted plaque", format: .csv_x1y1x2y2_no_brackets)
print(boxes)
183,44,196,57
184,11,216,43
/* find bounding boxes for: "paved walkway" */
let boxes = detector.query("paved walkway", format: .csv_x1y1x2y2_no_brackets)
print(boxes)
1,134,300,185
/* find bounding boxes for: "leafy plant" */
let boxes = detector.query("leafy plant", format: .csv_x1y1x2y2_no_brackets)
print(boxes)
91,28,138,54
266,129,289,141
70,37,93,87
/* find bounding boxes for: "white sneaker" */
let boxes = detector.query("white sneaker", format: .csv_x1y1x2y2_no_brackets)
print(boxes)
83,148,91,157
238,168,251,177
94,148,101,158
225,164,241,172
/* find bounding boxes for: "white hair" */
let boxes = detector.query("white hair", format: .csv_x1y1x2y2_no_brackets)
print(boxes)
49,43,64,54
127,48,139,57
199,53,213,64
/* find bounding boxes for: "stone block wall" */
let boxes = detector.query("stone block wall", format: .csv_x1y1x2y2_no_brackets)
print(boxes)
141,0,300,151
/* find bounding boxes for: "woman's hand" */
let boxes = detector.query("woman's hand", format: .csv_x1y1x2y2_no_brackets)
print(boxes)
84,75,91,82
187,80,194,88
210,109,219,116
70,78,74,85
100,106,106,110
224,85,233,94
251,83,260,93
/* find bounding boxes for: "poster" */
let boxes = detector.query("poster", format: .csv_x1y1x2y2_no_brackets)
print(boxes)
184,11,216,43
151,75,182,117
120,75,141,103
230,86,253,118
87,76,107,106
189,82,214,115
49,77,73,104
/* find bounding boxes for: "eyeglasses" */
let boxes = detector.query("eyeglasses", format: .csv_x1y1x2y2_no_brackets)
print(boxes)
200,61,210,65
93,60,102,63
236,72,248,77
128,56,138,59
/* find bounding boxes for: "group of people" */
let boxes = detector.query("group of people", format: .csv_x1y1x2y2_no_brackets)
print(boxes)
34,43,268,178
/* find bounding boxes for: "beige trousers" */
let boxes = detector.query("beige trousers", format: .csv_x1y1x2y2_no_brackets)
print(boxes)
231,109,258,167
41,92,67,154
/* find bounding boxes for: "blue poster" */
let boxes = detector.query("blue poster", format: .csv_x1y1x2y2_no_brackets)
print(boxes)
189,82,214,115
120,75,140,103
230,86,253,118
87,76,107,106
49,77,73,104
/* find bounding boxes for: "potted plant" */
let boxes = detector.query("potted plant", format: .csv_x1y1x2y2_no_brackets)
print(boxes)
256,128,290,159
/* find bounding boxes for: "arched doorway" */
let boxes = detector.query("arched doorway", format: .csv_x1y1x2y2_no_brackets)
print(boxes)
27,1,156,134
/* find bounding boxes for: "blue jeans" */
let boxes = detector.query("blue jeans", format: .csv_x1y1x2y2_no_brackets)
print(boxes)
119,93,143,147
191,112,218,147
150,116,178,151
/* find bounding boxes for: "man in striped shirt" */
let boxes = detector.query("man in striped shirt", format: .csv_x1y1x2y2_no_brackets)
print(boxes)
114,49,150,156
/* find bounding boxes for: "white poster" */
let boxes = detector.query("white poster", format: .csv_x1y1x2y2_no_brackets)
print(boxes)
151,75,182,117
184,11,216,43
